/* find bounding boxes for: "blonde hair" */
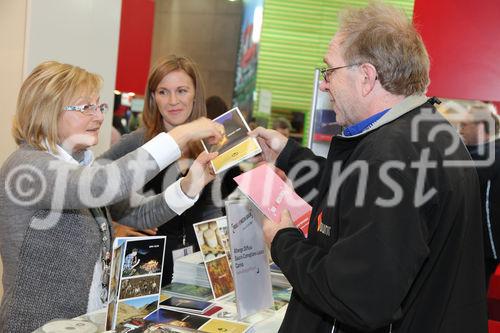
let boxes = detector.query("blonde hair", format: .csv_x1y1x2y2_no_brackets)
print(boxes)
338,2,430,96
143,55,207,158
12,61,102,152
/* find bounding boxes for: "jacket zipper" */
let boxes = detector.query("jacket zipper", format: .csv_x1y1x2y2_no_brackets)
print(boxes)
486,180,498,259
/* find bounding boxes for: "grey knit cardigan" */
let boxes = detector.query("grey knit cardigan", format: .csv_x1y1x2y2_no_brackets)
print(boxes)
0,132,178,333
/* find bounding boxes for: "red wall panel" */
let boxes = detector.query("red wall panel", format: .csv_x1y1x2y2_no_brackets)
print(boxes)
115,0,155,94
413,0,500,103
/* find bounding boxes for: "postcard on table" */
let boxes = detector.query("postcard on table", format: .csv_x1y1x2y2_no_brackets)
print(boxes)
201,107,261,173
233,164,312,237
114,295,159,331
193,218,228,262
205,257,235,299
127,321,198,333
193,218,235,299
199,318,253,333
145,308,210,330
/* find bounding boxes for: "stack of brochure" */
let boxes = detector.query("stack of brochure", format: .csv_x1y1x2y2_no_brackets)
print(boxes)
270,262,291,289
272,286,293,311
270,273,291,289
171,252,211,289
162,282,213,302
159,296,215,314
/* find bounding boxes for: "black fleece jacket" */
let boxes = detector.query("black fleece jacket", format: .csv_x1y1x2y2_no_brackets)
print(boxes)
272,98,487,333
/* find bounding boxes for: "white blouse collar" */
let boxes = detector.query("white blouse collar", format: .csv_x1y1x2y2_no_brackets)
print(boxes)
44,139,94,166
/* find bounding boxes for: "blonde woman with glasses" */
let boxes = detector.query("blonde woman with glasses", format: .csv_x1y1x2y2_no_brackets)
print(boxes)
0,61,223,332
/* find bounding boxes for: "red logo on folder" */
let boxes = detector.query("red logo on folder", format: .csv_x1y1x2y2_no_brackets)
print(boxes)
317,211,323,231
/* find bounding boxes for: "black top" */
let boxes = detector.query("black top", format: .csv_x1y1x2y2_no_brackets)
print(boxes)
143,163,240,285
103,128,240,285
272,100,487,333
467,139,500,264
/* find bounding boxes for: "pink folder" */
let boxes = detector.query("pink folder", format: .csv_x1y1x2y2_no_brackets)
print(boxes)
234,164,312,237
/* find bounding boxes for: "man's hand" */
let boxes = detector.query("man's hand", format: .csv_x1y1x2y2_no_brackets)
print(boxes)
180,151,218,198
262,209,296,248
249,127,288,164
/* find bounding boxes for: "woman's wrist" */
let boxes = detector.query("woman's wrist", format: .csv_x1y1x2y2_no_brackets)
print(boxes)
180,176,201,199
169,125,190,149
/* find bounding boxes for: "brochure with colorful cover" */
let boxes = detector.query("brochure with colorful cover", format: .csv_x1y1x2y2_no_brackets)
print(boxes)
201,107,261,174
233,164,312,237
106,236,166,331
128,322,200,333
160,296,215,314
202,305,223,316
143,308,253,333
193,219,235,299
145,308,210,330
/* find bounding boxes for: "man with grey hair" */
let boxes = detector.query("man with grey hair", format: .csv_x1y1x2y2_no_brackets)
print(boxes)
251,2,487,333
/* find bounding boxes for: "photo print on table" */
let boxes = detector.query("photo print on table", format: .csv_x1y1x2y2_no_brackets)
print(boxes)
116,295,159,327
193,219,227,262
144,308,210,329
119,275,161,300
193,219,235,299
206,256,235,299
122,237,165,278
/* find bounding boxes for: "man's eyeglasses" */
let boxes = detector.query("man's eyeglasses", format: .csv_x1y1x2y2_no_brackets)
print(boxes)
63,103,109,116
320,64,361,83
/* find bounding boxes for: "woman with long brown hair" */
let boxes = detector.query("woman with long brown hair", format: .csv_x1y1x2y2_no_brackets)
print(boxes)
106,55,237,285
142,55,207,159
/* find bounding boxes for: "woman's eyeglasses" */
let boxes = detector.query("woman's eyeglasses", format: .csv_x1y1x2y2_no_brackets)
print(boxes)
63,103,109,116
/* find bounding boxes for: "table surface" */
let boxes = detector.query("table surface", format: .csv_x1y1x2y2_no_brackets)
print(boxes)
34,301,286,333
